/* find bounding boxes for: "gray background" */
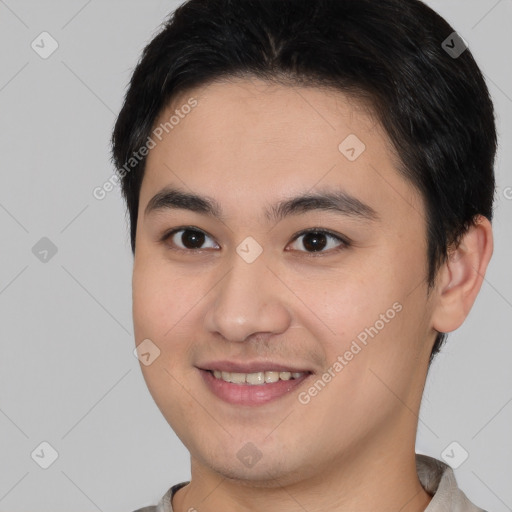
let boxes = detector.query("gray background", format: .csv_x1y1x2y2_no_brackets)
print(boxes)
0,0,510,510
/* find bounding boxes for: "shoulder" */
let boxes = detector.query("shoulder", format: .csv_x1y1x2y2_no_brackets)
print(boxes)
416,454,488,512
130,481,190,512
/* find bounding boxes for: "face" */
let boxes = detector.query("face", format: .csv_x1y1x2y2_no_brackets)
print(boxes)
132,77,437,485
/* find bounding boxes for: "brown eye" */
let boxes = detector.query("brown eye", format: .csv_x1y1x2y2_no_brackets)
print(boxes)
288,229,348,254
178,229,205,249
163,228,219,251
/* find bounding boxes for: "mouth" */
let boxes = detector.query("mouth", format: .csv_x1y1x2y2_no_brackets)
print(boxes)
198,368,314,406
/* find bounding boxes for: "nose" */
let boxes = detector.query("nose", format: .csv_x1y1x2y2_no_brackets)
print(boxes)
203,250,292,343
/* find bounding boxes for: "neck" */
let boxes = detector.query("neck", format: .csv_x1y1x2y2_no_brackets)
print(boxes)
172,440,432,512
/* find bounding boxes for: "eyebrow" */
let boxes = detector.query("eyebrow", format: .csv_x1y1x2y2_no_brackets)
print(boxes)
144,186,379,224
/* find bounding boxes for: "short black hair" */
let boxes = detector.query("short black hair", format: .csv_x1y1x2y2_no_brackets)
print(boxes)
111,0,497,361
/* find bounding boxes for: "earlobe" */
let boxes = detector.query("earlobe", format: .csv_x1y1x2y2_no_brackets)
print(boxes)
431,215,494,334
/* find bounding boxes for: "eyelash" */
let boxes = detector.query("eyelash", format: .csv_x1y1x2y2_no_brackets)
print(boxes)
159,226,351,257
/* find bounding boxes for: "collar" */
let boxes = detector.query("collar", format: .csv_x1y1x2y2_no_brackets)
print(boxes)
417,454,486,511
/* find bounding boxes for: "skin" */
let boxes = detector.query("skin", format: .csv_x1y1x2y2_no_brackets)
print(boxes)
132,77,493,512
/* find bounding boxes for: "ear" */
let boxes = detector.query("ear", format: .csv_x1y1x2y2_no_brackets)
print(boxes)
431,215,494,334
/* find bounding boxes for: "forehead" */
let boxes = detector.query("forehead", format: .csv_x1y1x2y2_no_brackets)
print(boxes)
141,77,424,225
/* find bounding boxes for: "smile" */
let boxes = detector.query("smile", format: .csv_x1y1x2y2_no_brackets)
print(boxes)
199,368,313,406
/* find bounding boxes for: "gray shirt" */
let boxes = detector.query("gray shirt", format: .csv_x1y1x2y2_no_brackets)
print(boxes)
133,454,487,512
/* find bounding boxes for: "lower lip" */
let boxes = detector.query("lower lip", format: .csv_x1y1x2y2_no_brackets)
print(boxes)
199,369,312,406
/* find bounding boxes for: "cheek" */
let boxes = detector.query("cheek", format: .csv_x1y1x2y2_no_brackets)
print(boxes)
289,257,424,386
287,265,396,349
132,254,196,340
132,256,202,421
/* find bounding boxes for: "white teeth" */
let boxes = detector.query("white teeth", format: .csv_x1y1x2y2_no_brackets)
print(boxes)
211,369,308,385
246,372,265,385
264,371,280,383
229,372,246,384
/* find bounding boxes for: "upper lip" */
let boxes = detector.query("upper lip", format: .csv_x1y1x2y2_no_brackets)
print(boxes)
197,360,313,374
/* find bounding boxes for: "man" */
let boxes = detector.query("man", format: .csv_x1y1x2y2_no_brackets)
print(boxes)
111,0,496,510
